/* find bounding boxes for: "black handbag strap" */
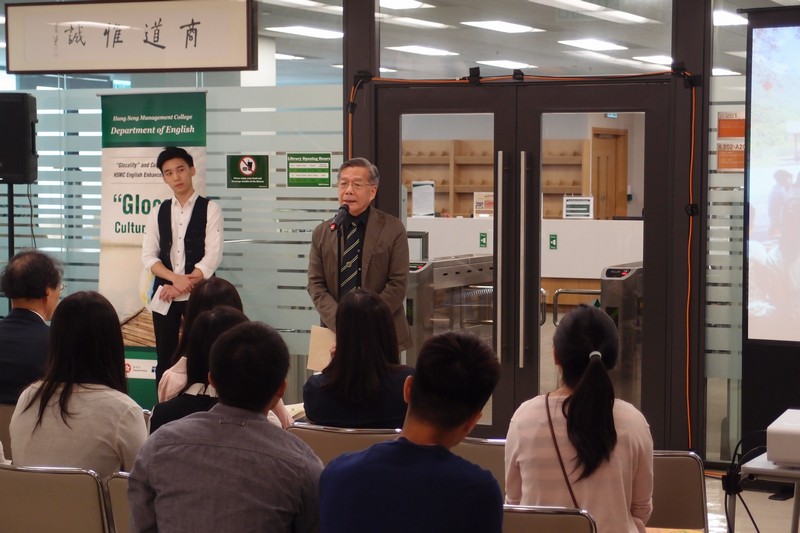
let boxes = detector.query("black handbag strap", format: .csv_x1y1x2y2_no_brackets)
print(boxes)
546,393,579,508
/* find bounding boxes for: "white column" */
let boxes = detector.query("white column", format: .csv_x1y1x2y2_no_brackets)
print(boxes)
241,36,276,87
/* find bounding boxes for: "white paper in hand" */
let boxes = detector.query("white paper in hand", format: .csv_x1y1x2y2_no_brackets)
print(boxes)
148,285,172,316
307,325,335,372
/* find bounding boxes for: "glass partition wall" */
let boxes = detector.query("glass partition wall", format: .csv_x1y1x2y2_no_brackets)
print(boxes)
704,0,781,462
0,1,346,406
0,0,781,455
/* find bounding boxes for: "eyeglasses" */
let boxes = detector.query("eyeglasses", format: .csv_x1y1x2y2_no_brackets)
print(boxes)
59,283,67,293
337,180,374,191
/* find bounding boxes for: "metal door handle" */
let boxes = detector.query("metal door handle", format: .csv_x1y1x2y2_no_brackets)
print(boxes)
540,288,547,326
495,151,503,363
519,151,527,369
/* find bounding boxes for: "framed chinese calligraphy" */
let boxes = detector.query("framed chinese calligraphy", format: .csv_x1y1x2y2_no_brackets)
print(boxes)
4,0,255,74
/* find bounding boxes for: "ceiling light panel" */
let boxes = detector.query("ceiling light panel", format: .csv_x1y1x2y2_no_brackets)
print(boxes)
713,10,748,26
528,0,604,13
527,0,654,24
385,17,449,29
477,60,537,69
566,50,659,70
380,0,434,9
461,20,543,33
265,26,343,39
559,39,627,51
386,45,458,56
587,10,655,24
272,0,324,7
632,55,673,65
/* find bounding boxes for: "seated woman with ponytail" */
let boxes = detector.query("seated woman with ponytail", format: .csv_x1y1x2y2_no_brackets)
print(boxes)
504,304,653,533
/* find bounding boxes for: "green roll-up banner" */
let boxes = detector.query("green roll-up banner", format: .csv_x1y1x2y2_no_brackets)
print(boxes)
99,92,206,409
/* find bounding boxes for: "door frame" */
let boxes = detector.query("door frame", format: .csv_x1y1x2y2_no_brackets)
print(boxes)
514,80,674,448
372,77,700,449
373,84,518,439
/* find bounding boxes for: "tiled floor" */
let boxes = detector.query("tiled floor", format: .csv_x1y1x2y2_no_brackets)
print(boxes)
706,475,796,532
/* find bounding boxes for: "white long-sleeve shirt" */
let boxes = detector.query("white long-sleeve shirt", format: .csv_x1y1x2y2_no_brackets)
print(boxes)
141,191,223,302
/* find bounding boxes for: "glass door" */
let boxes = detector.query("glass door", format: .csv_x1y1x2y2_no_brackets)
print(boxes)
375,85,517,438
537,112,646,407
515,82,674,446
374,79,676,444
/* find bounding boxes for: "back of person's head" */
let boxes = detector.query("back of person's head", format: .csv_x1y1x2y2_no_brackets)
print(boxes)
182,306,249,391
27,291,127,426
325,289,400,405
553,304,619,480
157,146,194,171
210,322,289,412
408,331,499,430
339,157,380,186
0,250,61,300
173,277,243,362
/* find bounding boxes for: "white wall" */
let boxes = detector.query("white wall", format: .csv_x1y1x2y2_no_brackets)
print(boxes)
407,217,643,279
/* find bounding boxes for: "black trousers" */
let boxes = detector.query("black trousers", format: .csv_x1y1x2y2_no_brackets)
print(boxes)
151,300,187,384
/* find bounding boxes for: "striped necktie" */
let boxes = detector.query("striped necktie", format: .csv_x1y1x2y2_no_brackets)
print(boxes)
340,221,360,294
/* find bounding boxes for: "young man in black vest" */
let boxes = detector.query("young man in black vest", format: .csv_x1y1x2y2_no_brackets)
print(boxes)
141,147,223,383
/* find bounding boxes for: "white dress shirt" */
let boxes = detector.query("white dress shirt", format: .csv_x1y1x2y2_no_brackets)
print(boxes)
141,191,223,302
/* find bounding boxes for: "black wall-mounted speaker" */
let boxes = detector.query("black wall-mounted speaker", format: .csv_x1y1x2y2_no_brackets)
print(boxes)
0,93,38,184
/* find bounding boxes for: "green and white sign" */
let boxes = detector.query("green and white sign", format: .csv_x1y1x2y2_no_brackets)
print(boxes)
101,92,206,149
287,152,331,187
99,92,207,402
227,154,269,188
125,347,157,409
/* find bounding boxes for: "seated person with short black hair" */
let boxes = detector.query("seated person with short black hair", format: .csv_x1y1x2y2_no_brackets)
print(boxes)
129,322,323,533
319,331,503,533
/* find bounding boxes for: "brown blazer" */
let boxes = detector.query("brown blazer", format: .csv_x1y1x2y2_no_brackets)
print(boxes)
307,207,411,349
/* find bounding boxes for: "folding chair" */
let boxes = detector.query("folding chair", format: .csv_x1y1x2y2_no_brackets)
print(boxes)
287,422,400,465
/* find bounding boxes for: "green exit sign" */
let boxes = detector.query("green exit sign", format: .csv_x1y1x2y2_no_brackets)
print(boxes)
479,232,488,248
549,234,558,250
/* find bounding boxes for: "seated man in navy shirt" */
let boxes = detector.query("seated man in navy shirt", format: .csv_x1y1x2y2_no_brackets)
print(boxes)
0,250,62,405
319,331,503,533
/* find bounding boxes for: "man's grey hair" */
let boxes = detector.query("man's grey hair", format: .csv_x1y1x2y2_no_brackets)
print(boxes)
339,157,380,186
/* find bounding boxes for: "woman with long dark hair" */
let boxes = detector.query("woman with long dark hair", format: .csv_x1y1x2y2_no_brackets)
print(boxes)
149,306,248,433
505,304,653,533
158,277,243,402
10,291,147,477
157,276,292,427
303,289,413,428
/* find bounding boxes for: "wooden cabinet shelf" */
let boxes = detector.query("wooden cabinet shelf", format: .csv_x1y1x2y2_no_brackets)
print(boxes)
542,155,583,165
454,184,492,193
401,139,588,219
541,139,590,219
402,155,451,165
542,185,582,195
454,155,493,165
402,139,493,217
